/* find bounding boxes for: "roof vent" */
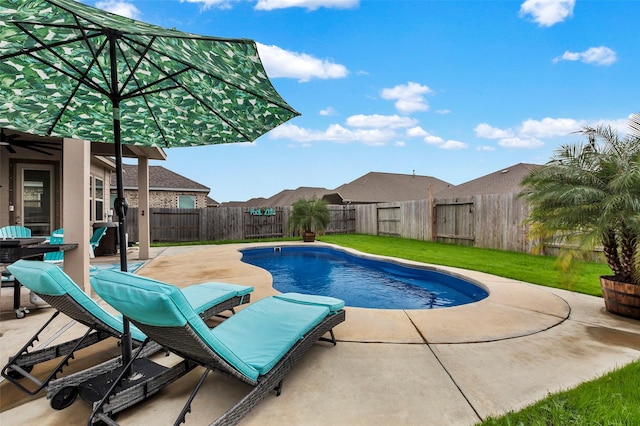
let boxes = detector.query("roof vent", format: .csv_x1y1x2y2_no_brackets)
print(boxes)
500,169,509,174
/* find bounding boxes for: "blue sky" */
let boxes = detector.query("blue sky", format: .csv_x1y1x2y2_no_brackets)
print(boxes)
92,0,639,202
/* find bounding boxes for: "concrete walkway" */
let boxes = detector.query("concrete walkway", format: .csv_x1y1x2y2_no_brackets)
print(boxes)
1,242,639,425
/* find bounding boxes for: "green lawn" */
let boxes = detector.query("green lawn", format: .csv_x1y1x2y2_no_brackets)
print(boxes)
318,234,610,296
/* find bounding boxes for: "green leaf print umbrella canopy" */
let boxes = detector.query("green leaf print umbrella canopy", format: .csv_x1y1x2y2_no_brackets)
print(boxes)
0,0,299,267
0,0,298,381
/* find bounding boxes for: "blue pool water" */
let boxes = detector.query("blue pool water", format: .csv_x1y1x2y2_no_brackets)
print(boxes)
240,246,488,309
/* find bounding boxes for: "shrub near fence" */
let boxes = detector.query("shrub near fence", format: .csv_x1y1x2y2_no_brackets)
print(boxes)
125,194,534,253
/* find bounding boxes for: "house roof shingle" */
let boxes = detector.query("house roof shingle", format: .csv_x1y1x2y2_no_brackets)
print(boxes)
111,164,210,192
325,172,452,204
435,163,541,198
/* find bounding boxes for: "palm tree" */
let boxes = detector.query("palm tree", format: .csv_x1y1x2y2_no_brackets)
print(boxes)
520,113,640,286
289,197,330,241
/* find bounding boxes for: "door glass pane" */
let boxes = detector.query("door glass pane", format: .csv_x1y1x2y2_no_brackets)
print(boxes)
23,169,51,235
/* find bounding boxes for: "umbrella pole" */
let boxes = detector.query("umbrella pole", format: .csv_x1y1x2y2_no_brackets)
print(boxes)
109,33,132,371
113,120,132,371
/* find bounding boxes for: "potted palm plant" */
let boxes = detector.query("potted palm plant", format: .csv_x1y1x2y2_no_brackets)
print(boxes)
289,197,330,242
520,113,640,319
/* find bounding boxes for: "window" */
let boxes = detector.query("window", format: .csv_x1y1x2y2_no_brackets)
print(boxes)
178,195,196,209
89,176,104,221
95,178,104,221
89,176,93,221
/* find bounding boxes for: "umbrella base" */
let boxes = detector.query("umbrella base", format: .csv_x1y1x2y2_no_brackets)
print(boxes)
77,357,168,404
48,355,197,421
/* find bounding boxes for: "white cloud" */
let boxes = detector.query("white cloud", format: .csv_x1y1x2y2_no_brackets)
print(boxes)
96,0,141,18
256,43,348,82
408,128,466,149
498,137,544,148
394,141,406,147
476,115,631,150
380,82,432,114
406,126,429,138
268,123,395,146
345,114,417,129
519,117,584,138
519,0,575,27
255,0,359,11
319,107,337,116
439,140,468,150
474,123,515,139
474,117,575,149
424,135,444,145
553,46,618,66
436,109,451,115
598,117,632,134
180,0,238,10
477,145,496,151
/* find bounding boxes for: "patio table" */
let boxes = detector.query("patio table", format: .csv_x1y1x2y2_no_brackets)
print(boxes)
1,238,78,318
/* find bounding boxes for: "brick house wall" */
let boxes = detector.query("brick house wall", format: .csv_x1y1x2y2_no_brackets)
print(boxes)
123,189,208,208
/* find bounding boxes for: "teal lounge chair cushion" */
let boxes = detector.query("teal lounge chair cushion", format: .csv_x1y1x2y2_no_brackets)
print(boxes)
274,292,345,313
8,260,147,342
92,271,339,382
93,270,261,380
210,297,329,377
182,282,253,313
92,271,253,326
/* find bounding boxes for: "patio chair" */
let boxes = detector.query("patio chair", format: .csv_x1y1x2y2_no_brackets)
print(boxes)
90,269,346,426
89,226,107,258
43,228,65,263
2,260,253,401
0,225,32,238
1,225,33,317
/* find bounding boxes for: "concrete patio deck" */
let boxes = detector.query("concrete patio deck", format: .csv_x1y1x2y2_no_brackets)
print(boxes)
1,242,639,425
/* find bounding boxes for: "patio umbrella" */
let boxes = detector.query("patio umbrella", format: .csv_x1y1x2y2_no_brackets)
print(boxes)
0,0,298,367
0,0,298,263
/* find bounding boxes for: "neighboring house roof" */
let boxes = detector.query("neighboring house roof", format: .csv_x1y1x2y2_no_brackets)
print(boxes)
206,196,219,207
324,172,452,204
435,163,541,198
223,197,268,207
111,164,210,193
265,187,331,206
222,188,330,207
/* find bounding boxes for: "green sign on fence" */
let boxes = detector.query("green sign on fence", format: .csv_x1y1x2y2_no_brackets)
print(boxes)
250,208,276,216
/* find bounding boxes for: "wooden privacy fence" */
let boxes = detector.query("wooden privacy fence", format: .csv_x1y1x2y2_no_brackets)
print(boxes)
124,194,534,253
125,205,356,243
353,194,533,253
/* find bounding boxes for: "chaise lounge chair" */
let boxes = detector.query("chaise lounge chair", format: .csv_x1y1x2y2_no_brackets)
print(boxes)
91,269,346,426
2,260,253,402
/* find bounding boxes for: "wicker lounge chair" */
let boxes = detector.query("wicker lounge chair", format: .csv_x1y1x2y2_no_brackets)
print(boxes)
2,260,253,401
91,269,346,426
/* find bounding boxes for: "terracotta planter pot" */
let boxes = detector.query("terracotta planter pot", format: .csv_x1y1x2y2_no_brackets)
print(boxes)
302,232,315,242
600,276,640,320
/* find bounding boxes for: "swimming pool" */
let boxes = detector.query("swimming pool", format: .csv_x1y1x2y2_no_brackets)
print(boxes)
240,246,488,309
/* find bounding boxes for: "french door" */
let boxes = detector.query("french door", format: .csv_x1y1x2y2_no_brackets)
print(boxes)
17,164,55,236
